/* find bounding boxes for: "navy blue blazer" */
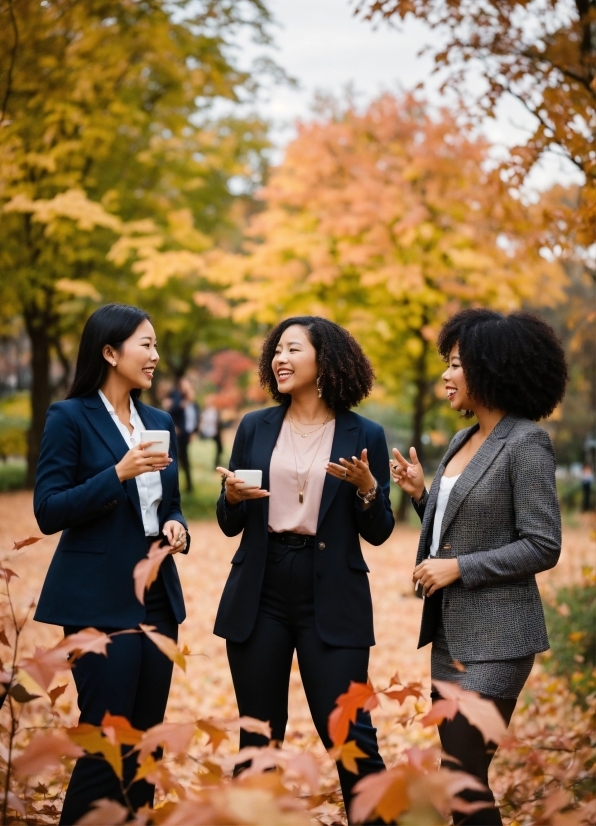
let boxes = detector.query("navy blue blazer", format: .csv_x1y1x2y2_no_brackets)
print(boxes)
33,393,189,628
214,405,394,647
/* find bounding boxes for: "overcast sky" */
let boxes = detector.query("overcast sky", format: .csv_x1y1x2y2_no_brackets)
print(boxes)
236,0,581,191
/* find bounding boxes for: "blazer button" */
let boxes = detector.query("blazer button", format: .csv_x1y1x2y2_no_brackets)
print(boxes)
443,543,451,550
111,500,118,506
318,542,326,550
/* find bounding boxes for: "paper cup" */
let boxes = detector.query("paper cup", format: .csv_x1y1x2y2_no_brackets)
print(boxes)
140,430,170,455
235,469,262,489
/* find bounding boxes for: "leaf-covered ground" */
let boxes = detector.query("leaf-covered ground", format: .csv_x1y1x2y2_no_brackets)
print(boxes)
1,491,594,824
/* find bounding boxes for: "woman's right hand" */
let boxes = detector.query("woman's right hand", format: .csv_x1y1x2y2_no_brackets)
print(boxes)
390,447,426,502
115,442,172,481
216,467,270,506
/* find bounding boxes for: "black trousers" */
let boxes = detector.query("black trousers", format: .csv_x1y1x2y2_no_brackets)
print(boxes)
60,572,177,825
226,540,386,823
432,691,517,826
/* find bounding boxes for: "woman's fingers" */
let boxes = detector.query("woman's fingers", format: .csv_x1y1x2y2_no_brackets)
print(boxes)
409,446,419,466
392,447,410,468
216,466,234,477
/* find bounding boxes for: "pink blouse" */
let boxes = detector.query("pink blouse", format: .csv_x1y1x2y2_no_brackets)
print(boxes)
268,417,336,535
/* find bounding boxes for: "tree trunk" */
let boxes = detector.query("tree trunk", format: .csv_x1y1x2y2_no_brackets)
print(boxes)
23,312,52,489
395,335,430,522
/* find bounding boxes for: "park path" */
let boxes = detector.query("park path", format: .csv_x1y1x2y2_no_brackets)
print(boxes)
0,490,593,802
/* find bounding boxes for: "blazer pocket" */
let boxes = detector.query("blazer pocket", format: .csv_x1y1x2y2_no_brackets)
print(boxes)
230,549,246,565
348,556,370,573
59,539,106,555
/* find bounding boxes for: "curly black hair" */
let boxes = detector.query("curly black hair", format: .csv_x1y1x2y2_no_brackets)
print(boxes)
437,308,568,421
258,316,375,410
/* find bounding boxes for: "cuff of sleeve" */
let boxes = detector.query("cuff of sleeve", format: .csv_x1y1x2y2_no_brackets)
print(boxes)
412,488,429,508
456,554,479,589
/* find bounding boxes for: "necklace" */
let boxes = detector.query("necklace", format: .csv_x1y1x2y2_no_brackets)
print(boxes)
288,413,331,503
288,411,330,438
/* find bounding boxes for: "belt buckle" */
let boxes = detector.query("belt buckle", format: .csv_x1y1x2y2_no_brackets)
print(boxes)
286,535,306,548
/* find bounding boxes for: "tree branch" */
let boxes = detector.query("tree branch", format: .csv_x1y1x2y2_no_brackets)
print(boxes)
0,0,19,126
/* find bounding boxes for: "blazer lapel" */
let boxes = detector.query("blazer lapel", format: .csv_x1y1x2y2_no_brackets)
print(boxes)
80,393,130,463
252,405,287,534
317,409,359,531
438,414,518,545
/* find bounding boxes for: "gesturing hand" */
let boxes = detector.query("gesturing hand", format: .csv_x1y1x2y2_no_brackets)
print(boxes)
216,467,270,506
115,442,172,482
326,449,376,494
390,447,425,502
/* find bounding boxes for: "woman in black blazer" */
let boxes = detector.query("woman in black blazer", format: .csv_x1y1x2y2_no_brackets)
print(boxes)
391,309,567,826
215,316,394,821
34,304,189,824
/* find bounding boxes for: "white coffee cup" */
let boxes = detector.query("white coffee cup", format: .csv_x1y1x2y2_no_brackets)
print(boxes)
235,469,263,489
140,430,170,455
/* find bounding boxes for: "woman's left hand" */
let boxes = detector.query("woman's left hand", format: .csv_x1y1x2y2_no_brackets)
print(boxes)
326,449,375,494
413,558,461,597
162,520,187,554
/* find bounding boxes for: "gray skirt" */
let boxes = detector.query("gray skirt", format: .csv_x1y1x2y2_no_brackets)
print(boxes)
431,620,534,700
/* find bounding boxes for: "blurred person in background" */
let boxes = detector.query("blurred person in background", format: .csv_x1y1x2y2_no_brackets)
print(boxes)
391,308,568,826
164,375,200,492
581,463,594,511
33,304,189,823
215,316,394,823
199,398,223,469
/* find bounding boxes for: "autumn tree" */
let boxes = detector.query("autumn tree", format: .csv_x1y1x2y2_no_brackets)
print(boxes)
210,93,566,515
355,0,596,251
0,0,274,485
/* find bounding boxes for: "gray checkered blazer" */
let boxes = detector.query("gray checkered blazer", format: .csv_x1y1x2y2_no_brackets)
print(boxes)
412,414,561,661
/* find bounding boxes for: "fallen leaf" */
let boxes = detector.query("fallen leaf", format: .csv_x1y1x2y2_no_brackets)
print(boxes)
328,680,379,747
59,628,113,658
237,716,273,738
133,541,171,604
0,566,19,582
432,680,507,744
139,624,186,671
383,681,424,704
101,712,143,746
12,536,42,550
19,646,71,692
48,683,68,707
10,682,41,703
75,798,129,825
13,730,84,777
0,628,10,647
329,740,369,774
2,791,26,816
197,719,229,752
420,698,459,727
135,721,195,761
68,723,123,779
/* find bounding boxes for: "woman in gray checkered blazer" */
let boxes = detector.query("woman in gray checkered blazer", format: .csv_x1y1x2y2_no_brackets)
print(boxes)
391,308,567,826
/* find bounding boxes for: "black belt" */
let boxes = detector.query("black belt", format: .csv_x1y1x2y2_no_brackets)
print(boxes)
268,531,315,548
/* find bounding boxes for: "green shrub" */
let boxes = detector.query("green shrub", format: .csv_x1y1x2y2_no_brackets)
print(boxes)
0,426,27,461
543,576,596,703
0,461,27,492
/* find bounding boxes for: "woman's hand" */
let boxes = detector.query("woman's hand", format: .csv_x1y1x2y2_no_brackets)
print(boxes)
413,558,460,597
390,447,425,502
163,520,187,553
326,449,375,494
216,467,270,506
115,442,172,482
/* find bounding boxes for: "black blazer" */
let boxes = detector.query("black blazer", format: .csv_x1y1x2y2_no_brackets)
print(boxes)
33,393,189,628
214,405,394,647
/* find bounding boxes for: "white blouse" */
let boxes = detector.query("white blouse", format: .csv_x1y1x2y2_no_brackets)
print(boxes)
429,473,461,556
98,390,163,536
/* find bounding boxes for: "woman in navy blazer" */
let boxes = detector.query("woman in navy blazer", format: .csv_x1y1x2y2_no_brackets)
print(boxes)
34,304,189,824
215,316,394,822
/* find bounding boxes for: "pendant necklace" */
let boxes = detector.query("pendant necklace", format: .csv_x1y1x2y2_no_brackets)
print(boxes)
288,412,331,503
288,411,329,438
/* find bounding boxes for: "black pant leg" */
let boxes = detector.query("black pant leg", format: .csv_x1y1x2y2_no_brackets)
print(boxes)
177,432,192,491
296,622,385,821
60,611,178,825
436,695,517,826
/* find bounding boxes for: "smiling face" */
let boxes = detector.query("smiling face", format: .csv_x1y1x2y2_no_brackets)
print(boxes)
442,345,474,412
104,318,159,391
272,324,319,398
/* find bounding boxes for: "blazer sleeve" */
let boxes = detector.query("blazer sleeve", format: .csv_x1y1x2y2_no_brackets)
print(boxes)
161,413,190,554
354,423,395,545
34,403,128,535
457,429,561,589
216,415,247,537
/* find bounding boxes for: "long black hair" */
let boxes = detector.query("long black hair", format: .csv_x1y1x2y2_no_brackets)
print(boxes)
437,308,568,420
66,304,152,399
258,316,375,410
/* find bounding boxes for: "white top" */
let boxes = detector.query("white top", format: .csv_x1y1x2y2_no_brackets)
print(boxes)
429,473,461,556
98,389,163,536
